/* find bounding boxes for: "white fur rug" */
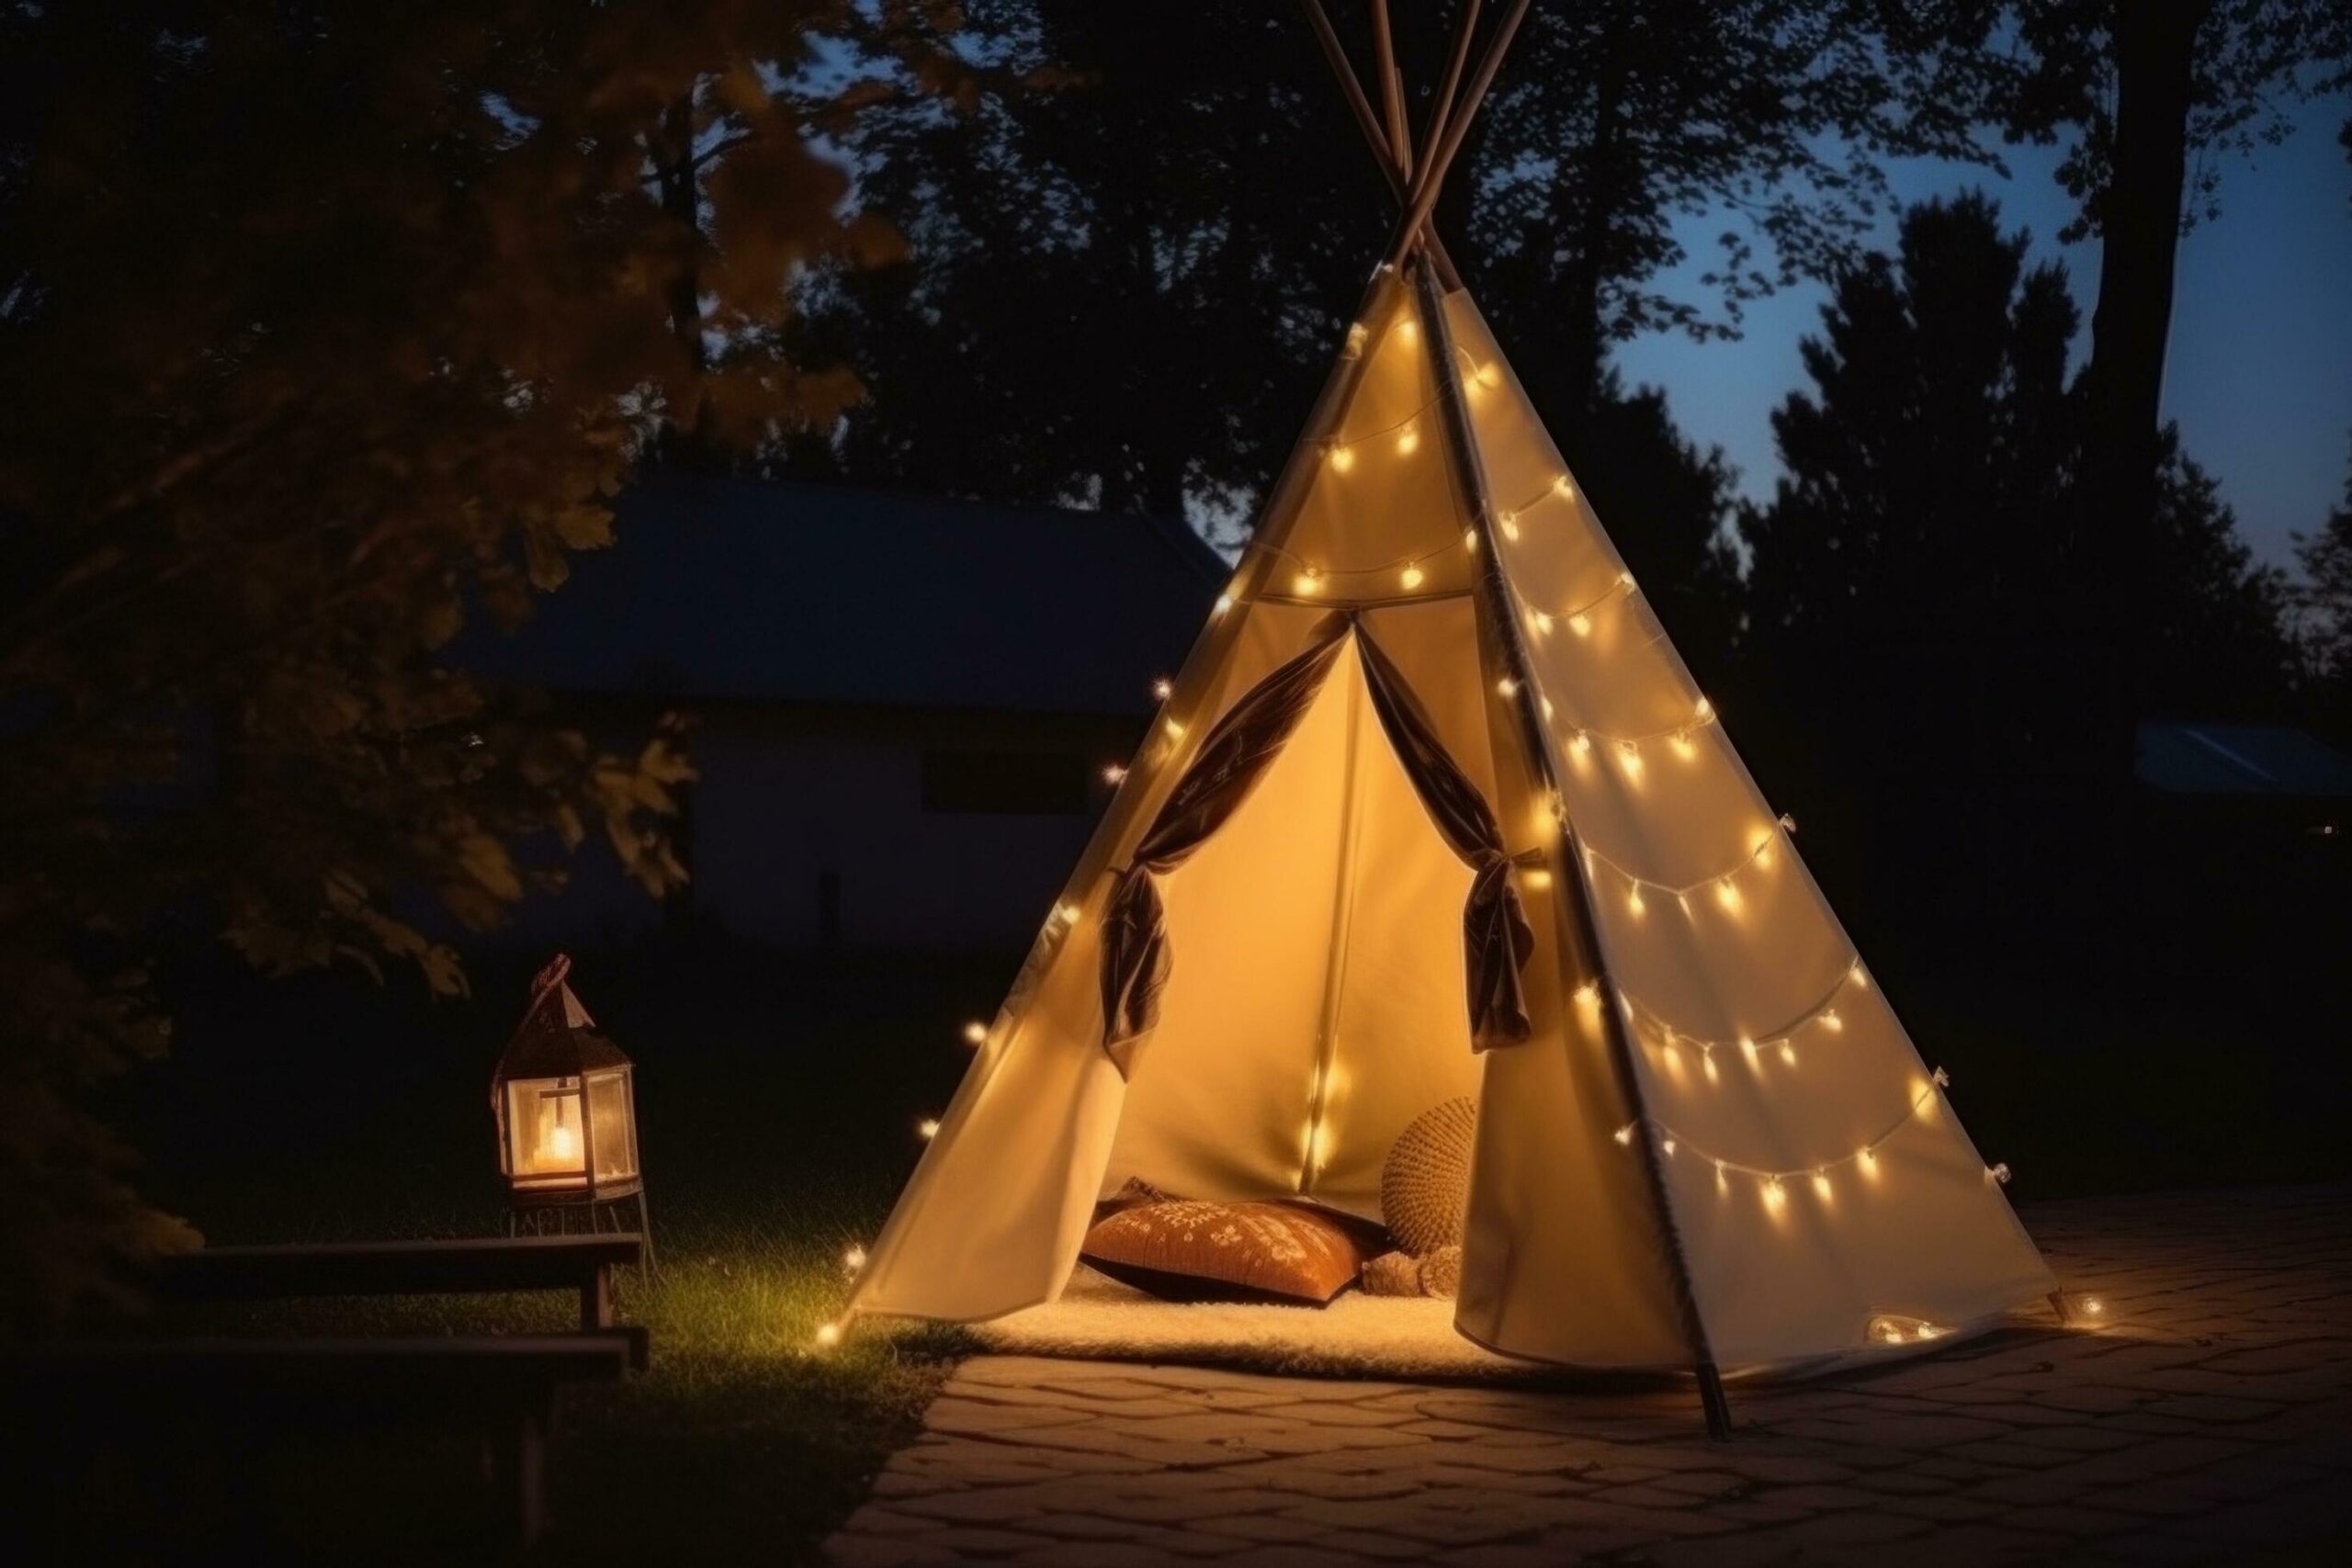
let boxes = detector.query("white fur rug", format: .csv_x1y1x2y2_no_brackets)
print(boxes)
972,1267,1563,1383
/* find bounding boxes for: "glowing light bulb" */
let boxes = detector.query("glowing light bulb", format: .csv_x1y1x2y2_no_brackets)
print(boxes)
1671,730,1697,760
1779,1041,1797,1066
1567,729,1591,755
1694,696,1714,722
1575,981,1602,1010
1714,877,1741,912
1553,475,1576,501
1527,609,1554,636
1476,362,1501,389
1150,676,1174,701
843,1245,867,1274
1858,1146,1878,1177
1821,1009,1844,1034
1496,677,1519,698
1345,321,1369,356
1400,562,1425,590
1752,837,1774,871
1617,742,1644,779
917,1116,941,1140
1499,511,1521,541
1812,1170,1834,1201
1396,318,1418,345
1986,1162,2012,1185
1662,1136,1678,1156
1715,1159,1729,1193
1612,1122,1635,1146
1101,762,1127,784
1849,961,1868,989
1295,567,1324,596
1780,812,1799,834
1627,884,1646,918
962,1020,988,1045
1933,1066,1951,1088
1395,425,1419,457
1677,891,1692,916
1568,612,1591,637
1212,592,1234,617
813,1321,842,1348
1618,570,1635,591
1463,527,1479,553
2084,1297,2106,1317
1739,1033,1758,1059
1521,867,1553,891
1762,1177,1786,1212
542,1121,578,1163
1057,903,1081,926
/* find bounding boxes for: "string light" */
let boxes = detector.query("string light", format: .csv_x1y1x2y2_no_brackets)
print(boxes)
916,1116,941,1140
962,1020,988,1045
1161,716,1184,740
1057,902,1081,926
1496,677,1519,698
1400,562,1425,590
1985,1162,2012,1185
1463,527,1478,553
842,1245,867,1275
1627,884,1645,917
1150,676,1174,701
1567,612,1591,637
1617,741,1644,780
1540,694,1718,756
813,1321,842,1348
1395,425,1419,457
1213,592,1234,617
1396,318,1418,345
1555,476,1577,502
1295,567,1324,596
2083,1297,2106,1317
1620,1078,1952,1192
1327,443,1356,474
1101,762,1127,784
1344,321,1369,357
1498,510,1520,541
1567,729,1592,756
1579,816,1792,916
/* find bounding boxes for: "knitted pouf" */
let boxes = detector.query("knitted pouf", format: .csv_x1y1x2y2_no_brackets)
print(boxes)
1418,1243,1462,1300
1380,1095,1476,1257
1360,1250,1423,1297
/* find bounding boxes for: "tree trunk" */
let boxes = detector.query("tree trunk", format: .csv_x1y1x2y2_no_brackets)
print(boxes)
2077,1,2207,769
1559,47,1628,421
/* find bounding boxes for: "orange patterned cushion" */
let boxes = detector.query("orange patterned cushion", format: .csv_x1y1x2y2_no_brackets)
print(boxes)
1080,1199,1369,1305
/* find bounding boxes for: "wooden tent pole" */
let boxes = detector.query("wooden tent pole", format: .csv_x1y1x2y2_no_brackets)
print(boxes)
1370,1,1412,172
1407,253,1734,1442
1419,0,1483,176
1382,0,1531,275
1297,0,1463,289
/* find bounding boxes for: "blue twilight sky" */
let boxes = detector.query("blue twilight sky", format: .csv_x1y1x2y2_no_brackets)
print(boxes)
1613,103,2352,574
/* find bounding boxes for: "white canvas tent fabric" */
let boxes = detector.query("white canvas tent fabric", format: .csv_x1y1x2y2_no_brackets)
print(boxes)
840,267,2055,1384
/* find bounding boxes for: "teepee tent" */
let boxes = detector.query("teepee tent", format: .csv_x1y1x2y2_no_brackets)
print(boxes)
837,1,2056,1435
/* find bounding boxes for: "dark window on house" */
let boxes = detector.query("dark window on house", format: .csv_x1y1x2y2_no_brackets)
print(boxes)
921,749,1090,815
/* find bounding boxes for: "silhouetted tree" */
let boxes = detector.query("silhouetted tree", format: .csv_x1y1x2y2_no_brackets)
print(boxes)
1457,0,2010,423
2295,441,2352,732
0,0,947,1323
1740,194,2289,926
1999,1,2352,773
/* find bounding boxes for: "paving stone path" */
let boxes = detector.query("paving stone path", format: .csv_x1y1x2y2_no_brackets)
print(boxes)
826,1185,2352,1564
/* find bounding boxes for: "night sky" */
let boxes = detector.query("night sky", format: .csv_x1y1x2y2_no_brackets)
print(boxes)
1618,102,2352,572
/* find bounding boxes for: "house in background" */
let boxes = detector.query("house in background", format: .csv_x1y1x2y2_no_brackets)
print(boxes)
469,477,1226,953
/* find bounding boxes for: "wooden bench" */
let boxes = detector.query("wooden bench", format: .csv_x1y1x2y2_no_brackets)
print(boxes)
2,1335,632,1548
161,1233,649,1364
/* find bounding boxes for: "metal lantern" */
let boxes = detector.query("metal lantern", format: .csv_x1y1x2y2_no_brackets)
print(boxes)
492,955,650,1255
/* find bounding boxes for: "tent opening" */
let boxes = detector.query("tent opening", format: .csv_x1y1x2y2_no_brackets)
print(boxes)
1103,620,1491,1224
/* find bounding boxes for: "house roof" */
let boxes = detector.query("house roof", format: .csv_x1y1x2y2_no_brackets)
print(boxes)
465,477,1228,715
2135,722,2352,798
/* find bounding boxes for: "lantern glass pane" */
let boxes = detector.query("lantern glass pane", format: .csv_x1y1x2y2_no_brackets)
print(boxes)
586,1068,638,1183
506,1077,588,1184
